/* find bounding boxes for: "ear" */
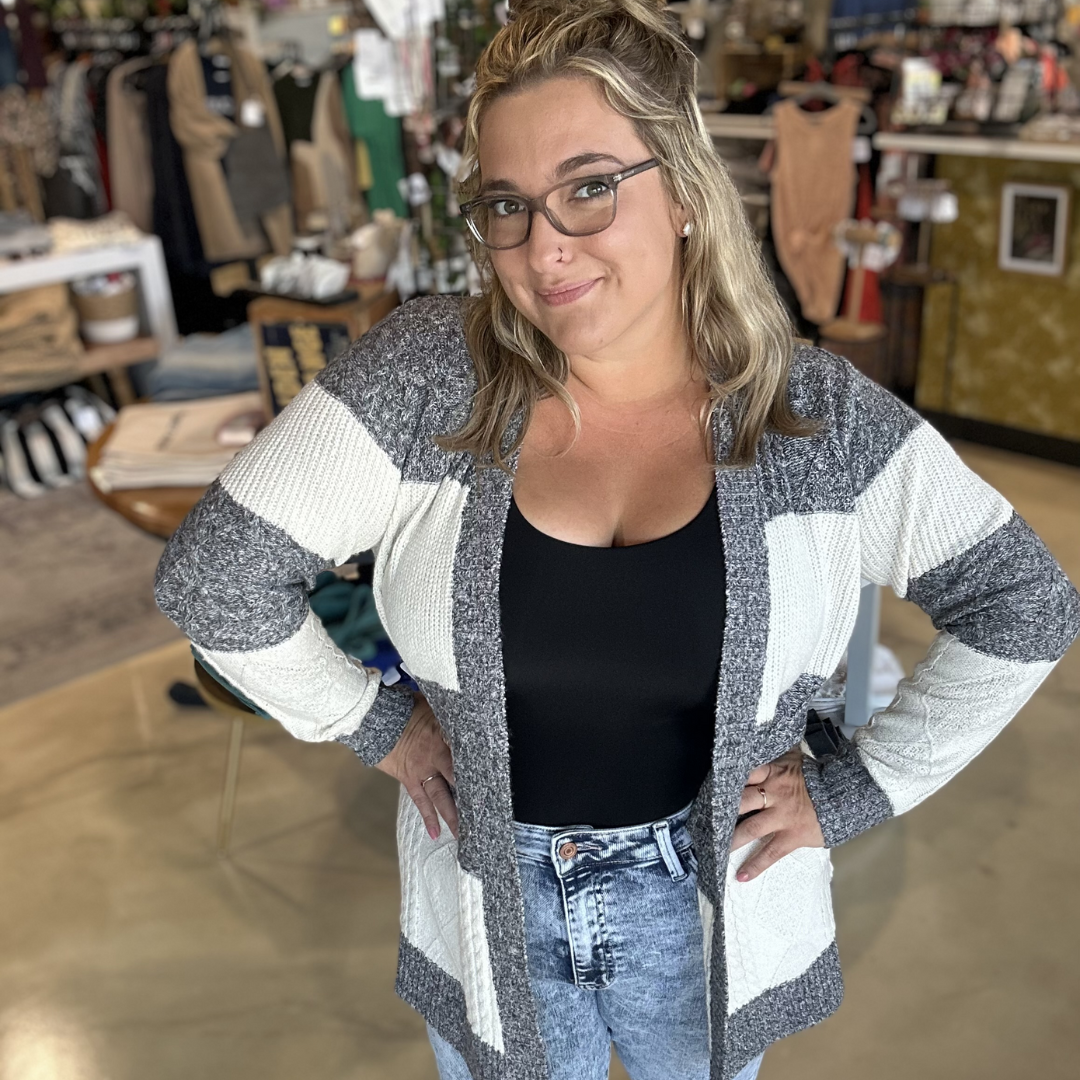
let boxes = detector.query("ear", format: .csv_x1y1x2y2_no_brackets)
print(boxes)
668,197,690,238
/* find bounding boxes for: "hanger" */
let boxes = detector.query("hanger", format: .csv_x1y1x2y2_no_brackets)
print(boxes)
776,80,878,135
195,0,231,57
271,40,312,84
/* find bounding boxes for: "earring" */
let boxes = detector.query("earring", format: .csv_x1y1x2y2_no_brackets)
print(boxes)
681,221,692,236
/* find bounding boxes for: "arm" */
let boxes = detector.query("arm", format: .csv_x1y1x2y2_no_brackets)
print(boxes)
155,305,435,766
802,364,1080,847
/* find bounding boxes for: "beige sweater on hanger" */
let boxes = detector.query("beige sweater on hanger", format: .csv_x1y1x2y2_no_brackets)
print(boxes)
167,39,293,262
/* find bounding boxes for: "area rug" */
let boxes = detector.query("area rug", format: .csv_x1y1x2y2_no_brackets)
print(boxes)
0,483,183,705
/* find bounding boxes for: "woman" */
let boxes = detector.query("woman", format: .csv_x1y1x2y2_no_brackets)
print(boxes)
155,2,1079,1079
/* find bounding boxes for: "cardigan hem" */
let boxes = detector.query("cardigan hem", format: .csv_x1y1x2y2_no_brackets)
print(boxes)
722,941,844,1079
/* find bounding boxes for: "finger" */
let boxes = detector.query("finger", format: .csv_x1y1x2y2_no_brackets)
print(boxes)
736,833,795,882
426,776,459,839
746,763,771,786
731,807,781,851
737,784,772,817
433,739,456,789
407,784,442,840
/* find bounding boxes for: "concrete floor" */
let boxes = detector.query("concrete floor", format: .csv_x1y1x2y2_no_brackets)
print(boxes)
1,442,1077,1080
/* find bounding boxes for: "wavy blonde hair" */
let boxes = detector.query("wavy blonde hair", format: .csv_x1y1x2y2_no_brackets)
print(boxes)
436,0,813,470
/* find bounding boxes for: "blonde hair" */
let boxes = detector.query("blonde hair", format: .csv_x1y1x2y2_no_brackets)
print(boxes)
436,0,814,470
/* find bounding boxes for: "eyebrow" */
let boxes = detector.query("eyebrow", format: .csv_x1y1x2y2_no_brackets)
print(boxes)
478,152,627,196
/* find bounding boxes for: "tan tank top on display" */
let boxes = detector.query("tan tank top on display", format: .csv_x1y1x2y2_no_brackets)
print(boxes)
770,98,860,325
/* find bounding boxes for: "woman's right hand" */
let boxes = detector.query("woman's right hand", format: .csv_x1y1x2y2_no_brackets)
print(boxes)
375,694,458,840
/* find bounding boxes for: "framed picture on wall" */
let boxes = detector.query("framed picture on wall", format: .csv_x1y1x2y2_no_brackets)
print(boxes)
999,183,1070,276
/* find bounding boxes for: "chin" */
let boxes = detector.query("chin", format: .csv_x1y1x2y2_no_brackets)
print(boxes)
526,298,622,357
536,317,616,358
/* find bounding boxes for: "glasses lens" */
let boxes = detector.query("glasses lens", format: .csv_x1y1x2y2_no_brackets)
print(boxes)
469,197,530,249
548,177,616,236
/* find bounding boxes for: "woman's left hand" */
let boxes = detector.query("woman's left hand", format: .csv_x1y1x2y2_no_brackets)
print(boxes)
730,748,825,882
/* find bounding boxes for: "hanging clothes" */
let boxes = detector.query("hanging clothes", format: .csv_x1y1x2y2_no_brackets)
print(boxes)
273,69,319,149
167,39,292,263
12,0,46,90
0,23,18,89
276,69,363,236
144,62,207,278
840,159,883,325
341,64,406,218
769,98,860,325
106,57,154,234
42,60,108,220
0,85,56,218
311,70,363,237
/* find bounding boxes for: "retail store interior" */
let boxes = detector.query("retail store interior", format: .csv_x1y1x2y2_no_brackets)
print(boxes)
2,1,1079,1078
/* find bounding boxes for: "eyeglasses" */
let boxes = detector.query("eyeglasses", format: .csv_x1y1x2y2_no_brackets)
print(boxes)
459,158,659,251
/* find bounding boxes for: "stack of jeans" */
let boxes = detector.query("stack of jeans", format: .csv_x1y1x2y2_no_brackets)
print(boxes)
146,323,260,402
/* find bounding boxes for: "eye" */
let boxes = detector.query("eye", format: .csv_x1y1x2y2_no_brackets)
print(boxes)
490,198,526,217
570,179,611,200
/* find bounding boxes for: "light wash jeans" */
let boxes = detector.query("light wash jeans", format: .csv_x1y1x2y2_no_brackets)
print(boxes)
428,802,765,1080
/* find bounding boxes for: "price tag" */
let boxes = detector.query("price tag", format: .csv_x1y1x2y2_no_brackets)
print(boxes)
240,97,265,128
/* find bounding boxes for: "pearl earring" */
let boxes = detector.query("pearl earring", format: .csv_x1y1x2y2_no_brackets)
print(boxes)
681,221,692,236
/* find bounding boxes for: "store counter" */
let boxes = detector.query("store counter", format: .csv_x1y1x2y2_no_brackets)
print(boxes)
874,132,1080,461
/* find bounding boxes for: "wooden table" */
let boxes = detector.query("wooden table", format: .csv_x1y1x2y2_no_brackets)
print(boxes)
86,424,205,539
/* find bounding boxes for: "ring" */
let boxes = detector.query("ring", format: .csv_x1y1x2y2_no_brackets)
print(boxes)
420,774,440,789
757,786,768,810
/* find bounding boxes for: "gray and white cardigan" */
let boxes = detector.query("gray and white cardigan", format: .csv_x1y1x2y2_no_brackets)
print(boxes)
156,296,1079,1080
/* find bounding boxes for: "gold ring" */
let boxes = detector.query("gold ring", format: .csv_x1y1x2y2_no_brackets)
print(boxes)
420,774,440,788
758,786,768,810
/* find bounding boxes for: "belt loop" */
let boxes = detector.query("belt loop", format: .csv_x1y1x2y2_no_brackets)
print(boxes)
652,820,688,882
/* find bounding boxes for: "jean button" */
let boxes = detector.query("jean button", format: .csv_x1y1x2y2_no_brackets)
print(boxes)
558,841,578,860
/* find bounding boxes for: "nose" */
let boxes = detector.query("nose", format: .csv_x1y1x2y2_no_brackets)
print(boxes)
525,209,571,272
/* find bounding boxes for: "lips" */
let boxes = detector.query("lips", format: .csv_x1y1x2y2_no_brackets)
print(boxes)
536,278,600,307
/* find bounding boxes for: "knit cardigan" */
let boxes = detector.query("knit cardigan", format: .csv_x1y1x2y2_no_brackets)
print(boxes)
155,295,1080,1080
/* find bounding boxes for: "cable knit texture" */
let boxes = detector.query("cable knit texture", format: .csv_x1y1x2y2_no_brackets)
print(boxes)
155,295,1080,1080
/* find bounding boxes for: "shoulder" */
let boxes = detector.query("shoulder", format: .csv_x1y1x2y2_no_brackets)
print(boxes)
317,294,476,406
786,342,922,445
780,343,926,494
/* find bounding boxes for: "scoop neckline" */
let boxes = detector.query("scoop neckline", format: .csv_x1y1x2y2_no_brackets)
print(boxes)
509,488,717,551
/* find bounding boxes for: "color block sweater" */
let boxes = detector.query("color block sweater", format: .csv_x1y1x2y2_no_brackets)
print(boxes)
155,295,1080,1080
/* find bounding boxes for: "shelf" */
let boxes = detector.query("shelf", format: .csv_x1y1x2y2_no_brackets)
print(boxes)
703,114,775,141
78,336,160,376
1,337,160,402
873,132,1080,164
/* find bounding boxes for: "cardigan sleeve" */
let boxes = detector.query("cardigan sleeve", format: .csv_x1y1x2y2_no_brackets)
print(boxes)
154,302,447,766
801,363,1080,847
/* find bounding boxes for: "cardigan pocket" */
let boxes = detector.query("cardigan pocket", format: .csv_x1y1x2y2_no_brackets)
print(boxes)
721,842,836,1015
396,789,505,1053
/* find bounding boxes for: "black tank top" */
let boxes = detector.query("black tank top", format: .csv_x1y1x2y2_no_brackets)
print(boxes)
500,491,725,827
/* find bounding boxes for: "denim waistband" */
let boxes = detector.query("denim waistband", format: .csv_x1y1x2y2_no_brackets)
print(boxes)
512,801,694,874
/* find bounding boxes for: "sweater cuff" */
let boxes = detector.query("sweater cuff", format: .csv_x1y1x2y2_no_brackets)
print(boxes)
801,738,894,848
337,682,415,767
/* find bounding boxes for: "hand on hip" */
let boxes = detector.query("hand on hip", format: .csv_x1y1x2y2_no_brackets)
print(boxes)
730,747,824,882
375,695,458,840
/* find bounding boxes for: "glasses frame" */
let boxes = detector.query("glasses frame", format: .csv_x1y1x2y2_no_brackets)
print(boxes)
459,158,660,251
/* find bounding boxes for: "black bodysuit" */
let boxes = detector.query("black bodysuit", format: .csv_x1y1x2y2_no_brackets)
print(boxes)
500,491,726,828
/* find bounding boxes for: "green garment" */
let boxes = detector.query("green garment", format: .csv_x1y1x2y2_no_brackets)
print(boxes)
340,65,407,218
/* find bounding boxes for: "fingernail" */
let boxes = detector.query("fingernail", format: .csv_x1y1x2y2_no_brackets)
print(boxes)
428,826,438,840
736,871,750,882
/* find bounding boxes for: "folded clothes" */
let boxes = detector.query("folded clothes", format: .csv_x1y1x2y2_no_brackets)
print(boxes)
0,285,84,395
146,322,261,401
88,391,264,490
